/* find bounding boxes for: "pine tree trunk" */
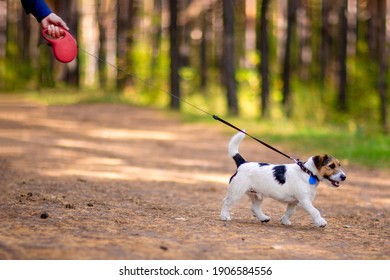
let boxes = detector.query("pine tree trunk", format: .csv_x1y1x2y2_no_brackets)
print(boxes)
116,0,134,91
257,0,270,118
55,0,79,87
169,0,180,110
321,0,331,87
0,0,6,60
282,0,297,116
338,0,348,112
200,9,207,90
222,0,238,116
97,0,107,88
377,0,388,133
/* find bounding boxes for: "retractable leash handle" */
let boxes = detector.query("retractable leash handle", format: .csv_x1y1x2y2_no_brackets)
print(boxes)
42,28,78,63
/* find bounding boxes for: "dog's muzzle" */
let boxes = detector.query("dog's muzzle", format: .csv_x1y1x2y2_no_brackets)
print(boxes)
324,173,346,187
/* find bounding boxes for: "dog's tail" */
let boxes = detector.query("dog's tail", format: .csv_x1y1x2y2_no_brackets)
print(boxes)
228,131,246,167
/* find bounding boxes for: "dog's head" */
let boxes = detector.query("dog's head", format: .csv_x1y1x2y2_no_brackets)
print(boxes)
313,154,346,187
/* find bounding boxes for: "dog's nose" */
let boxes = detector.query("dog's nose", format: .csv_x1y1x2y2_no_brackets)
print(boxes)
340,174,346,181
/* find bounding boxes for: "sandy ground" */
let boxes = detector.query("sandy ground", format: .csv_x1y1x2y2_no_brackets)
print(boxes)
0,95,389,260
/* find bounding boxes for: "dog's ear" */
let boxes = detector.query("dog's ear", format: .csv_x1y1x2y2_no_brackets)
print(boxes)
313,154,330,169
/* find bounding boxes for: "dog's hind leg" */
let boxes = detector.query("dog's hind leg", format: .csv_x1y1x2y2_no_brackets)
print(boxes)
220,197,232,221
247,192,270,222
220,180,247,221
280,202,297,226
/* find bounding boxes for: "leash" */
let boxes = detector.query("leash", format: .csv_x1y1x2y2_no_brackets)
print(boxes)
42,29,289,162
42,28,320,184
78,48,319,183
80,50,294,157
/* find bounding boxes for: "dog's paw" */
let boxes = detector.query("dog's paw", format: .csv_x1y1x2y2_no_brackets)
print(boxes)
315,218,327,227
280,217,292,226
220,214,231,221
260,215,271,223
253,212,270,223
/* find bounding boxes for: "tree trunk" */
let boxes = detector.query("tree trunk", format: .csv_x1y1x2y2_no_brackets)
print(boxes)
321,0,331,87
377,0,388,133
18,6,32,81
54,0,79,86
116,0,134,91
338,0,348,112
367,0,379,60
150,0,162,80
297,2,311,81
19,8,30,62
200,9,207,90
169,0,180,110
0,0,6,59
282,0,297,116
96,0,107,88
257,0,270,118
222,0,238,116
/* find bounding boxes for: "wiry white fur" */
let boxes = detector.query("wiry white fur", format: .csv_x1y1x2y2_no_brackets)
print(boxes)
221,132,345,227
228,130,246,157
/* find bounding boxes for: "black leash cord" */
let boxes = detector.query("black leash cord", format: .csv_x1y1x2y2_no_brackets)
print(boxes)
212,115,297,162
80,48,299,163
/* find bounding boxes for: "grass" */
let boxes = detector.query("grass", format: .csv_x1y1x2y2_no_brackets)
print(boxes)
24,90,390,170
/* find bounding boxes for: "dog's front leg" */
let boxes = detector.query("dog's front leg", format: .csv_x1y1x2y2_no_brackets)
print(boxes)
280,202,297,226
299,200,327,227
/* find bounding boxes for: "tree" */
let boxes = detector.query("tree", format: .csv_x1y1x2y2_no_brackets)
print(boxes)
297,1,312,81
338,0,348,112
200,8,208,90
169,0,180,110
377,0,388,133
116,0,135,91
0,0,6,60
222,0,238,116
55,0,79,86
150,0,162,80
282,0,298,116
320,0,332,87
96,0,108,88
257,0,270,118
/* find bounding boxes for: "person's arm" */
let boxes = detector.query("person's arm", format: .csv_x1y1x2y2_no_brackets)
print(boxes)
21,0,52,23
21,0,69,38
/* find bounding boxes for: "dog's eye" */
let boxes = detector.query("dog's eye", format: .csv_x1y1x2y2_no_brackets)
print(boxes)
329,163,336,169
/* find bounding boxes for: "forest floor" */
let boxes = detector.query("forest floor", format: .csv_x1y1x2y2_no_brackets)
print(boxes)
0,95,389,260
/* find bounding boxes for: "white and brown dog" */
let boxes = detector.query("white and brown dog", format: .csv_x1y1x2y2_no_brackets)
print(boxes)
220,132,346,227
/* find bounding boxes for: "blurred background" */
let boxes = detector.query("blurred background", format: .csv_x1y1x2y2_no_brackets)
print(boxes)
0,0,389,166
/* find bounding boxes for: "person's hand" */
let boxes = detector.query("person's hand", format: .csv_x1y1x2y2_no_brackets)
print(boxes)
40,13,69,38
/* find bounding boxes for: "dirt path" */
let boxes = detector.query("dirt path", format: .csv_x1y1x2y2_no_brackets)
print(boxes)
0,95,389,260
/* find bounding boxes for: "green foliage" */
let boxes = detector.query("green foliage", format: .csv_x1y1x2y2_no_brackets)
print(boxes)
3,0,390,170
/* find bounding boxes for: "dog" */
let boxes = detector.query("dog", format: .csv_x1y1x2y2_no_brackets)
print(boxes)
220,131,346,227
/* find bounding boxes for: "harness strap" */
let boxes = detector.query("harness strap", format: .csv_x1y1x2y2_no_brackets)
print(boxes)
296,160,320,182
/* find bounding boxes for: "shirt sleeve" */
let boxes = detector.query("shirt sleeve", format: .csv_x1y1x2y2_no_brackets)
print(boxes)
21,0,52,22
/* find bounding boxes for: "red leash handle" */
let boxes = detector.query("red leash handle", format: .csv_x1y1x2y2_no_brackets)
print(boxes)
42,28,78,63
